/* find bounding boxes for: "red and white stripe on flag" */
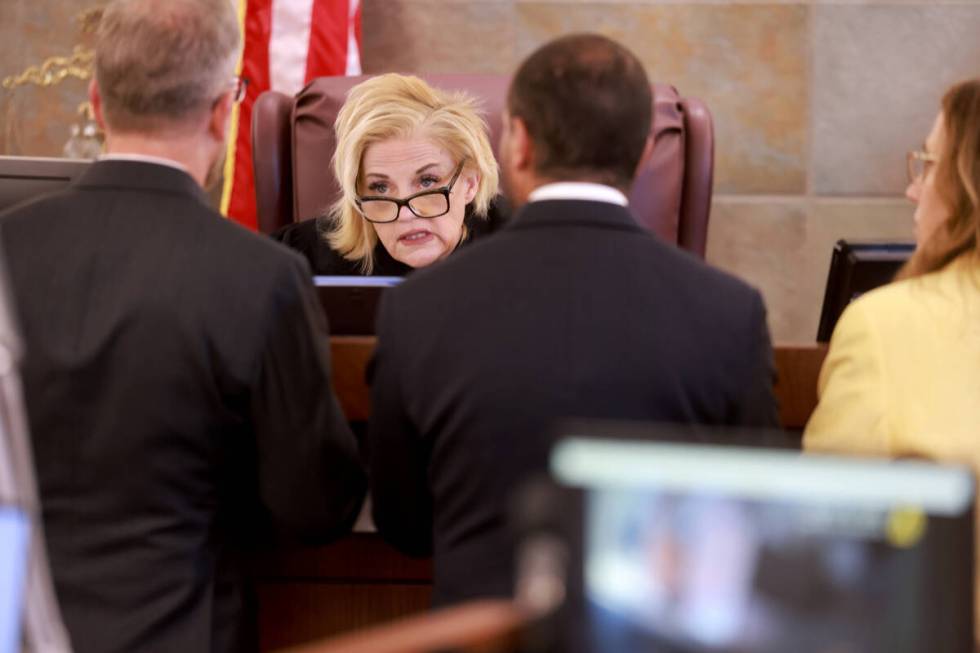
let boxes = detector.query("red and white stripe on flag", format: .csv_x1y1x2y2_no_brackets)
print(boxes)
221,0,362,231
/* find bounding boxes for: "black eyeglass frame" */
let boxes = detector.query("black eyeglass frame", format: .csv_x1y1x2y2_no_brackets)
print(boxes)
231,76,249,104
354,159,466,224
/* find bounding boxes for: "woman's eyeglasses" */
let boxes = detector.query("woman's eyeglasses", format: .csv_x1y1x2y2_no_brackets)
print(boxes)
907,149,938,184
355,160,466,224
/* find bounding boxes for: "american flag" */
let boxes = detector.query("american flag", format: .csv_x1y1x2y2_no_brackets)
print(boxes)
221,0,362,230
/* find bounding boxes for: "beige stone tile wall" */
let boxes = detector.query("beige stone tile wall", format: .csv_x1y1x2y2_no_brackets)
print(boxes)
4,0,978,340
362,2,517,74
708,197,914,341
0,0,94,157
515,3,809,195
811,3,980,196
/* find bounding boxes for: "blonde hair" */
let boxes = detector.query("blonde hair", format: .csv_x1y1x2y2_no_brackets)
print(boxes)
96,0,240,134
327,74,499,273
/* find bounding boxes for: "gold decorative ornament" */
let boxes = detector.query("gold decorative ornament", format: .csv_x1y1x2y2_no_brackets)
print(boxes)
2,7,102,90
1,6,105,157
1,46,94,91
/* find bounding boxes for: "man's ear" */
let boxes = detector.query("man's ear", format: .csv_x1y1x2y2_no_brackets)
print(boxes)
508,115,533,172
208,92,235,143
89,79,107,131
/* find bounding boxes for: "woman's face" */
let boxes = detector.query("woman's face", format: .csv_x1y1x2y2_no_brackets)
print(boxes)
360,135,478,268
907,112,949,247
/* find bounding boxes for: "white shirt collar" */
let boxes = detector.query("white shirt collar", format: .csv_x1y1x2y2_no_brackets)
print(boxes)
99,153,190,175
527,182,629,207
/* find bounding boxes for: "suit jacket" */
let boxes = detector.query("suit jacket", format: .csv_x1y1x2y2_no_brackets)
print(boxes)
803,256,980,642
271,198,510,276
0,160,367,653
0,245,71,652
367,198,778,605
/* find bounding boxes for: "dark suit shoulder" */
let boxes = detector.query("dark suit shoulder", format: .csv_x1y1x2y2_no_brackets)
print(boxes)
641,230,760,301
0,181,310,316
0,186,76,227
406,201,749,291
393,200,766,348
200,208,310,270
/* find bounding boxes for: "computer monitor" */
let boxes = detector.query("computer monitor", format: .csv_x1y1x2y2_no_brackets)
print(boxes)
0,156,91,214
816,240,915,342
312,275,402,335
546,436,975,653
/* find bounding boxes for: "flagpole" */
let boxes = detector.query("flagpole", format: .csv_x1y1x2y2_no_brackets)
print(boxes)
221,0,249,217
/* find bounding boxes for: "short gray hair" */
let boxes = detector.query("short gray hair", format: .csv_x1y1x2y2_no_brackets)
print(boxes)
95,0,241,133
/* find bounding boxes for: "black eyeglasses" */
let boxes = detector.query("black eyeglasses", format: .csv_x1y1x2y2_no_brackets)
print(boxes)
355,160,466,224
231,76,249,104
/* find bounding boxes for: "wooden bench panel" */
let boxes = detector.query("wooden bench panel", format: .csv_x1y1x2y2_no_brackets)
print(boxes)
256,339,830,650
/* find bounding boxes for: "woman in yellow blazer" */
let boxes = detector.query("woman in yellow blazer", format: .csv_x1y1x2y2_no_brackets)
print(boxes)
804,77,980,459
804,78,980,640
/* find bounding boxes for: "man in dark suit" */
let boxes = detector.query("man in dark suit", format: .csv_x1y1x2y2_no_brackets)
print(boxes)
0,1,366,651
366,33,779,605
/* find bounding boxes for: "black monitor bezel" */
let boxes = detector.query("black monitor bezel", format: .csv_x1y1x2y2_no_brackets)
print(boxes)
0,156,91,214
816,239,915,343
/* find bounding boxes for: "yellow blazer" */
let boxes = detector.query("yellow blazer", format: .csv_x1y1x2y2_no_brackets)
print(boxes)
805,255,980,461
804,255,980,643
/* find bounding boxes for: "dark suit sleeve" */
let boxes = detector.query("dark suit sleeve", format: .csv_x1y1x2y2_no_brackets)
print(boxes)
730,291,780,429
250,256,366,541
366,291,433,557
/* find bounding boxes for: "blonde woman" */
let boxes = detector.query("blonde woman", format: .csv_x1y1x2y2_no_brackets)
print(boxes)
805,78,980,643
274,74,504,275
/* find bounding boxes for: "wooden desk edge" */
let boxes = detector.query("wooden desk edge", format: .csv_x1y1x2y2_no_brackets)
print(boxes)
331,337,829,430
275,600,526,653
773,342,828,430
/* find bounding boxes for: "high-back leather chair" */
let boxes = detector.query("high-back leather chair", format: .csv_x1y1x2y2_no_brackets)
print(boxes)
252,74,714,258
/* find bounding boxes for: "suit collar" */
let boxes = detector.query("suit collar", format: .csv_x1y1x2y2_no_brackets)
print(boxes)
505,199,644,233
99,153,190,175
75,159,210,206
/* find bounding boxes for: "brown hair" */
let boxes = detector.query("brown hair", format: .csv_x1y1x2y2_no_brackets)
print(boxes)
95,0,240,134
898,78,980,280
506,33,652,191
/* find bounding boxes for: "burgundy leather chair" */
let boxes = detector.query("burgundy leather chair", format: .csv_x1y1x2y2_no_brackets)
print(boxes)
252,74,714,258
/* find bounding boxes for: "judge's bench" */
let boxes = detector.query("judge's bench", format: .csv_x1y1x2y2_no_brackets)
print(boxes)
252,336,828,651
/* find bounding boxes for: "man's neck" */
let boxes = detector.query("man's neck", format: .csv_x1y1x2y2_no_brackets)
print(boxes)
103,133,213,187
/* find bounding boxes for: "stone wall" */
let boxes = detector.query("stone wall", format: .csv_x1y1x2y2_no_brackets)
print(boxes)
4,0,980,341
0,0,95,157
